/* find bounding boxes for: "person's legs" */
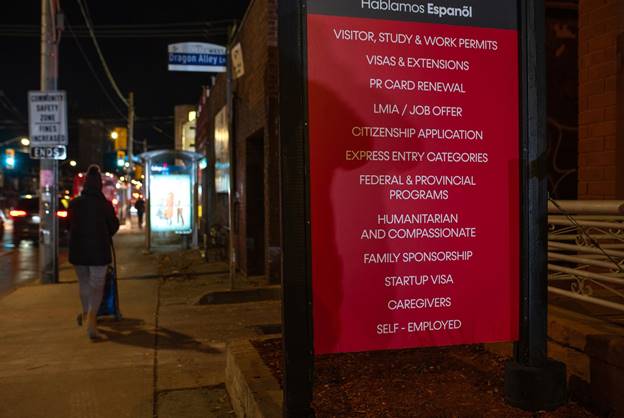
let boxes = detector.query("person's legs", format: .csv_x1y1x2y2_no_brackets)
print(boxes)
88,266,108,311
86,265,108,339
74,266,90,324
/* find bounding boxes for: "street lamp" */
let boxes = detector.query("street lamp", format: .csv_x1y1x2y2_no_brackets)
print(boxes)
0,136,29,147
69,160,77,167
110,131,119,140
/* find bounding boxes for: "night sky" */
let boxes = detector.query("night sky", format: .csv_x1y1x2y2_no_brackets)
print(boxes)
0,0,249,148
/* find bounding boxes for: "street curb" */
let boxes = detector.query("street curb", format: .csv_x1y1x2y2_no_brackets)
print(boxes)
225,337,282,418
197,286,281,305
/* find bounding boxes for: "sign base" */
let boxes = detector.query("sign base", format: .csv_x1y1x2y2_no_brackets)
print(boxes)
504,359,567,412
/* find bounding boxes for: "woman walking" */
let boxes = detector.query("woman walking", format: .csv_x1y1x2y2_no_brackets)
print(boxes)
68,165,120,340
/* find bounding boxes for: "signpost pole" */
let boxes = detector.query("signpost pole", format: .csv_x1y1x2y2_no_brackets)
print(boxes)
128,91,135,175
39,0,60,284
127,92,135,227
226,39,237,291
145,158,152,252
504,0,567,411
278,0,315,417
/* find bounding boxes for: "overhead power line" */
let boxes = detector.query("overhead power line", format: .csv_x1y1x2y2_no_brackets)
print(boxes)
0,91,26,122
0,20,231,38
65,16,128,120
75,116,173,124
75,0,128,107
0,118,26,125
0,30,228,38
1,20,234,29
0,31,226,39
71,0,208,144
150,124,174,141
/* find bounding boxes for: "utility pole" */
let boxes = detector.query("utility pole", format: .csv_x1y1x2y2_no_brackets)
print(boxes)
127,92,135,225
127,91,134,174
40,0,61,284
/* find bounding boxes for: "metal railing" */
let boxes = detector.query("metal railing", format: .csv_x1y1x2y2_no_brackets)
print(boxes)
548,200,624,315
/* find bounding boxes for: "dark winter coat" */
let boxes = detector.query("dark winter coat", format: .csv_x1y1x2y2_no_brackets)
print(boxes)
134,198,145,214
68,189,120,266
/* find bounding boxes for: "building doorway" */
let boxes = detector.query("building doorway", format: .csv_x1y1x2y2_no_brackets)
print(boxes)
245,131,265,276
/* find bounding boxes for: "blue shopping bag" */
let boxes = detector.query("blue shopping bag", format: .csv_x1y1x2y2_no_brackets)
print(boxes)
97,245,122,320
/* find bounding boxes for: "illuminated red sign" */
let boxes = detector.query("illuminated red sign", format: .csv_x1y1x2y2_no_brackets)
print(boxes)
307,0,520,354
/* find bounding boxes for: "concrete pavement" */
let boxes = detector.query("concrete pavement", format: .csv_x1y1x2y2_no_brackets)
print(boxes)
0,227,281,418
0,265,157,417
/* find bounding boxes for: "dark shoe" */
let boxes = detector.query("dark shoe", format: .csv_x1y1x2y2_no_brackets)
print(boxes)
76,313,83,327
86,312,105,341
88,331,105,342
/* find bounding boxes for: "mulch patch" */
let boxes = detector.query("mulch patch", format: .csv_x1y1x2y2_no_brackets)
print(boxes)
252,338,597,418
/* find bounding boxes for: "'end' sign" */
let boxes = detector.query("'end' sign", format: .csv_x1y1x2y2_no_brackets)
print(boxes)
30,145,67,160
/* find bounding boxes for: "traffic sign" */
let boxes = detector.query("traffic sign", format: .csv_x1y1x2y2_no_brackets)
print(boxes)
28,91,68,146
30,145,67,160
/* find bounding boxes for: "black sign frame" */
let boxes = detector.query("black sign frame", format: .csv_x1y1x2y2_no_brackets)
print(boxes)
277,0,567,416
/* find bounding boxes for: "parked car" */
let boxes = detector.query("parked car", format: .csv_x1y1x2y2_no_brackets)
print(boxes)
0,209,6,239
9,195,70,246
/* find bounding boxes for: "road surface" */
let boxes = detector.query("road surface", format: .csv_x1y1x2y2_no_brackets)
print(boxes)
0,221,67,297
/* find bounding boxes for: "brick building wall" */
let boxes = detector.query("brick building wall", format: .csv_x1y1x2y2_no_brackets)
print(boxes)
197,75,227,231
174,105,195,151
195,0,280,280
233,0,268,276
577,0,624,198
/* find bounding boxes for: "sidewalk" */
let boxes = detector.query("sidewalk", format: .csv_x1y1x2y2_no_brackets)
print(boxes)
0,227,281,418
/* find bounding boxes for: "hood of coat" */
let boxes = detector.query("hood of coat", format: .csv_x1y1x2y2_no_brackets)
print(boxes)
81,188,106,199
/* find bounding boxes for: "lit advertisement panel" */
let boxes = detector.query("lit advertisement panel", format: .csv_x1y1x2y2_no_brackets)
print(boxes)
150,174,192,234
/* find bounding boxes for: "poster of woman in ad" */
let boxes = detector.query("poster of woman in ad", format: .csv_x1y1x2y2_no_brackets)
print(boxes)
150,174,192,233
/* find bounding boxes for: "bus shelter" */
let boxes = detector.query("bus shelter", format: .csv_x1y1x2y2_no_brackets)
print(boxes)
140,150,203,251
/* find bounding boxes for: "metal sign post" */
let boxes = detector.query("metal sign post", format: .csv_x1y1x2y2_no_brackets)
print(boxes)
278,1,314,417
226,47,237,291
145,158,152,252
504,0,567,410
